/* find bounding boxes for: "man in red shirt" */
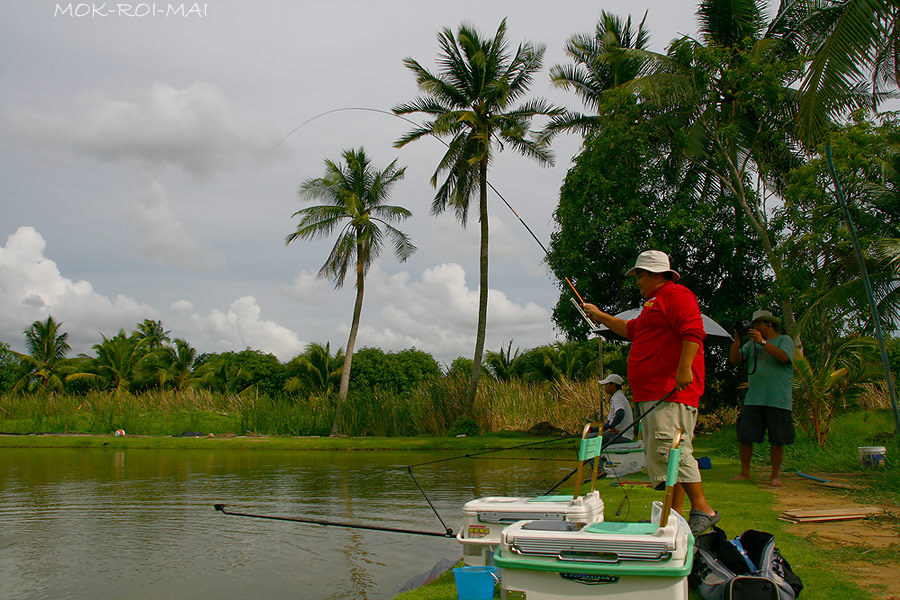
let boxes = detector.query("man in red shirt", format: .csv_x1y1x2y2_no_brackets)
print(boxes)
583,250,720,535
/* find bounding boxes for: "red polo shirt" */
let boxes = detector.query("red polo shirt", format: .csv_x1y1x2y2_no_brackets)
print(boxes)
625,282,705,407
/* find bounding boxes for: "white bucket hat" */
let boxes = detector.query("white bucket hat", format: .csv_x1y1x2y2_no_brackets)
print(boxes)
751,309,781,327
599,374,624,385
624,250,680,281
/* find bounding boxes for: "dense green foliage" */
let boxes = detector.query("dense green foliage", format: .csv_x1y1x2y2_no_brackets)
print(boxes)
348,347,442,394
548,93,769,338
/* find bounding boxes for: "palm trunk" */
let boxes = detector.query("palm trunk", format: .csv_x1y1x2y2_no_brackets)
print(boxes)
465,160,490,416
332,255,365,436
712,136,801,349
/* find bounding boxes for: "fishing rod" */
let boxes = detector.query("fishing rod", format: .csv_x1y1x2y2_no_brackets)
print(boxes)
544,388,677,495
213,504,455,538
213,434,582,539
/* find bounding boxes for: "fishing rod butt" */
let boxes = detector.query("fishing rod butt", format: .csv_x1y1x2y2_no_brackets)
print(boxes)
214,504,227,512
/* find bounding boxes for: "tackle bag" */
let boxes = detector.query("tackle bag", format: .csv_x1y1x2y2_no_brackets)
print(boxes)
689,527,803,600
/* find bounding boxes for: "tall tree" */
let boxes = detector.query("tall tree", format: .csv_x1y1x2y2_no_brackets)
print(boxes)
12,316,71,393
287,148,414,435
564,0,806,335
147,338,198,390
547,91,769,339
393,19,560,413
792,0,900,143
132,319,170,351
544,10,654,138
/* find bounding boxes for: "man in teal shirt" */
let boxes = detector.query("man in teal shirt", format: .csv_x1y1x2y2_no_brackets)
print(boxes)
729,310,795,487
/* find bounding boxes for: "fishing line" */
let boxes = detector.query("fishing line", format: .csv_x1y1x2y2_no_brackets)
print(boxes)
278,106,590,304
407,466,453,536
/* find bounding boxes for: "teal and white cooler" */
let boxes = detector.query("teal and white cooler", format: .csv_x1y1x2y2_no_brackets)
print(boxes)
602,440,647,477
493,501,693,599
456,491,605,566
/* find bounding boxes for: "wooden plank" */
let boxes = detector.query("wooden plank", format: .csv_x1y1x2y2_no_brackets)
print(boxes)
782,507,882,519
811,481,858,490
783,514,876,523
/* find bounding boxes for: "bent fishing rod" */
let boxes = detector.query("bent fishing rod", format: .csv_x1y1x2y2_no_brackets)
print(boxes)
279,106,588,304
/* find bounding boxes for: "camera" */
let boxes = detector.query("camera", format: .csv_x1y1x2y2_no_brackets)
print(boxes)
735,320,753,338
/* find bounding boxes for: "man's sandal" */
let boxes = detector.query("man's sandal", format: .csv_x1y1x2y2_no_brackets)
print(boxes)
688,509,721,535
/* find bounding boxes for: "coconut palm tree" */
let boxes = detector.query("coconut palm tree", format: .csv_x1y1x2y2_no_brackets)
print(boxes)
393,19,560,413
287,148,414,435
543,10,654,138
792,0,900,143
85,330,146,392
484,340,520,382
147,338,198,390
132,319,170,351
283,342,344,400
11,316,71,393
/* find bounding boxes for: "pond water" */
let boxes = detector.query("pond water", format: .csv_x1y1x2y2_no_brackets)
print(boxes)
0,445,577,600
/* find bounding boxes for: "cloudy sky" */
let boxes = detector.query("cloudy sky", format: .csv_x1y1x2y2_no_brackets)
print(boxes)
1,0,709,366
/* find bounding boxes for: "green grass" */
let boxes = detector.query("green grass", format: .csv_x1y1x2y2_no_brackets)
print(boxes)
703,408,900,497
0,430,578,452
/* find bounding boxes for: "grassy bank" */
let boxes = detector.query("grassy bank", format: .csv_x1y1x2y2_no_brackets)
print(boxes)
0,431,576,452
704,408,900,496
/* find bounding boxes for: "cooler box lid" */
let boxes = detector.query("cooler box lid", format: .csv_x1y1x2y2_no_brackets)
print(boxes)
462,490,604,524
492,535,694,578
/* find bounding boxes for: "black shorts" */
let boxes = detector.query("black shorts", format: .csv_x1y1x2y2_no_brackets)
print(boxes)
736,405,795,446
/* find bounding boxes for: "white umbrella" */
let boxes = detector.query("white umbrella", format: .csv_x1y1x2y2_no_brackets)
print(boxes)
590,307,733,347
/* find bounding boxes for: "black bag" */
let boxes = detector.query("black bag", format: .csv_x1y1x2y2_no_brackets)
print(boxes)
689,527,803,600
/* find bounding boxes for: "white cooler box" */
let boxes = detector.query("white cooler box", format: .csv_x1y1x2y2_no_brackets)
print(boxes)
603,440,647,477
493,501,693,599
456,491,605,566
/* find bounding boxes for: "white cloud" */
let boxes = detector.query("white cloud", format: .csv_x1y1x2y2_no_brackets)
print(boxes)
0,226,154,352
0,227,304,361
131,180,225,271
340,263,555,363
170,299,194,313
281,270,335,305
6,82,285,175
0,226,556,366
175,296,305,360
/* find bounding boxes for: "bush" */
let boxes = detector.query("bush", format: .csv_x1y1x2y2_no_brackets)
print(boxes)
349,347,441,395
447,417,480,437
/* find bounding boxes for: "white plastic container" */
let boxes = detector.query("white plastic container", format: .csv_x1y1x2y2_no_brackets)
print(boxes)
494,501,692,600
603,441,647,477
457,491,605,566
859,446,887,468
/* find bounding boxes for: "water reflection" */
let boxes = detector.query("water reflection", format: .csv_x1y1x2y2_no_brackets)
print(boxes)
0,447,575,600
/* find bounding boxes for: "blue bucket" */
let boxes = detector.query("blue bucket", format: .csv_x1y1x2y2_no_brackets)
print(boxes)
453,566,498,600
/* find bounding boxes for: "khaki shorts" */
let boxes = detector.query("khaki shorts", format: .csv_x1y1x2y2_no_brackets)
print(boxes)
642,401,701,484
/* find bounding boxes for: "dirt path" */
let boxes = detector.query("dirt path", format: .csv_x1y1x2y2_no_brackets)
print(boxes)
768,471,900,599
